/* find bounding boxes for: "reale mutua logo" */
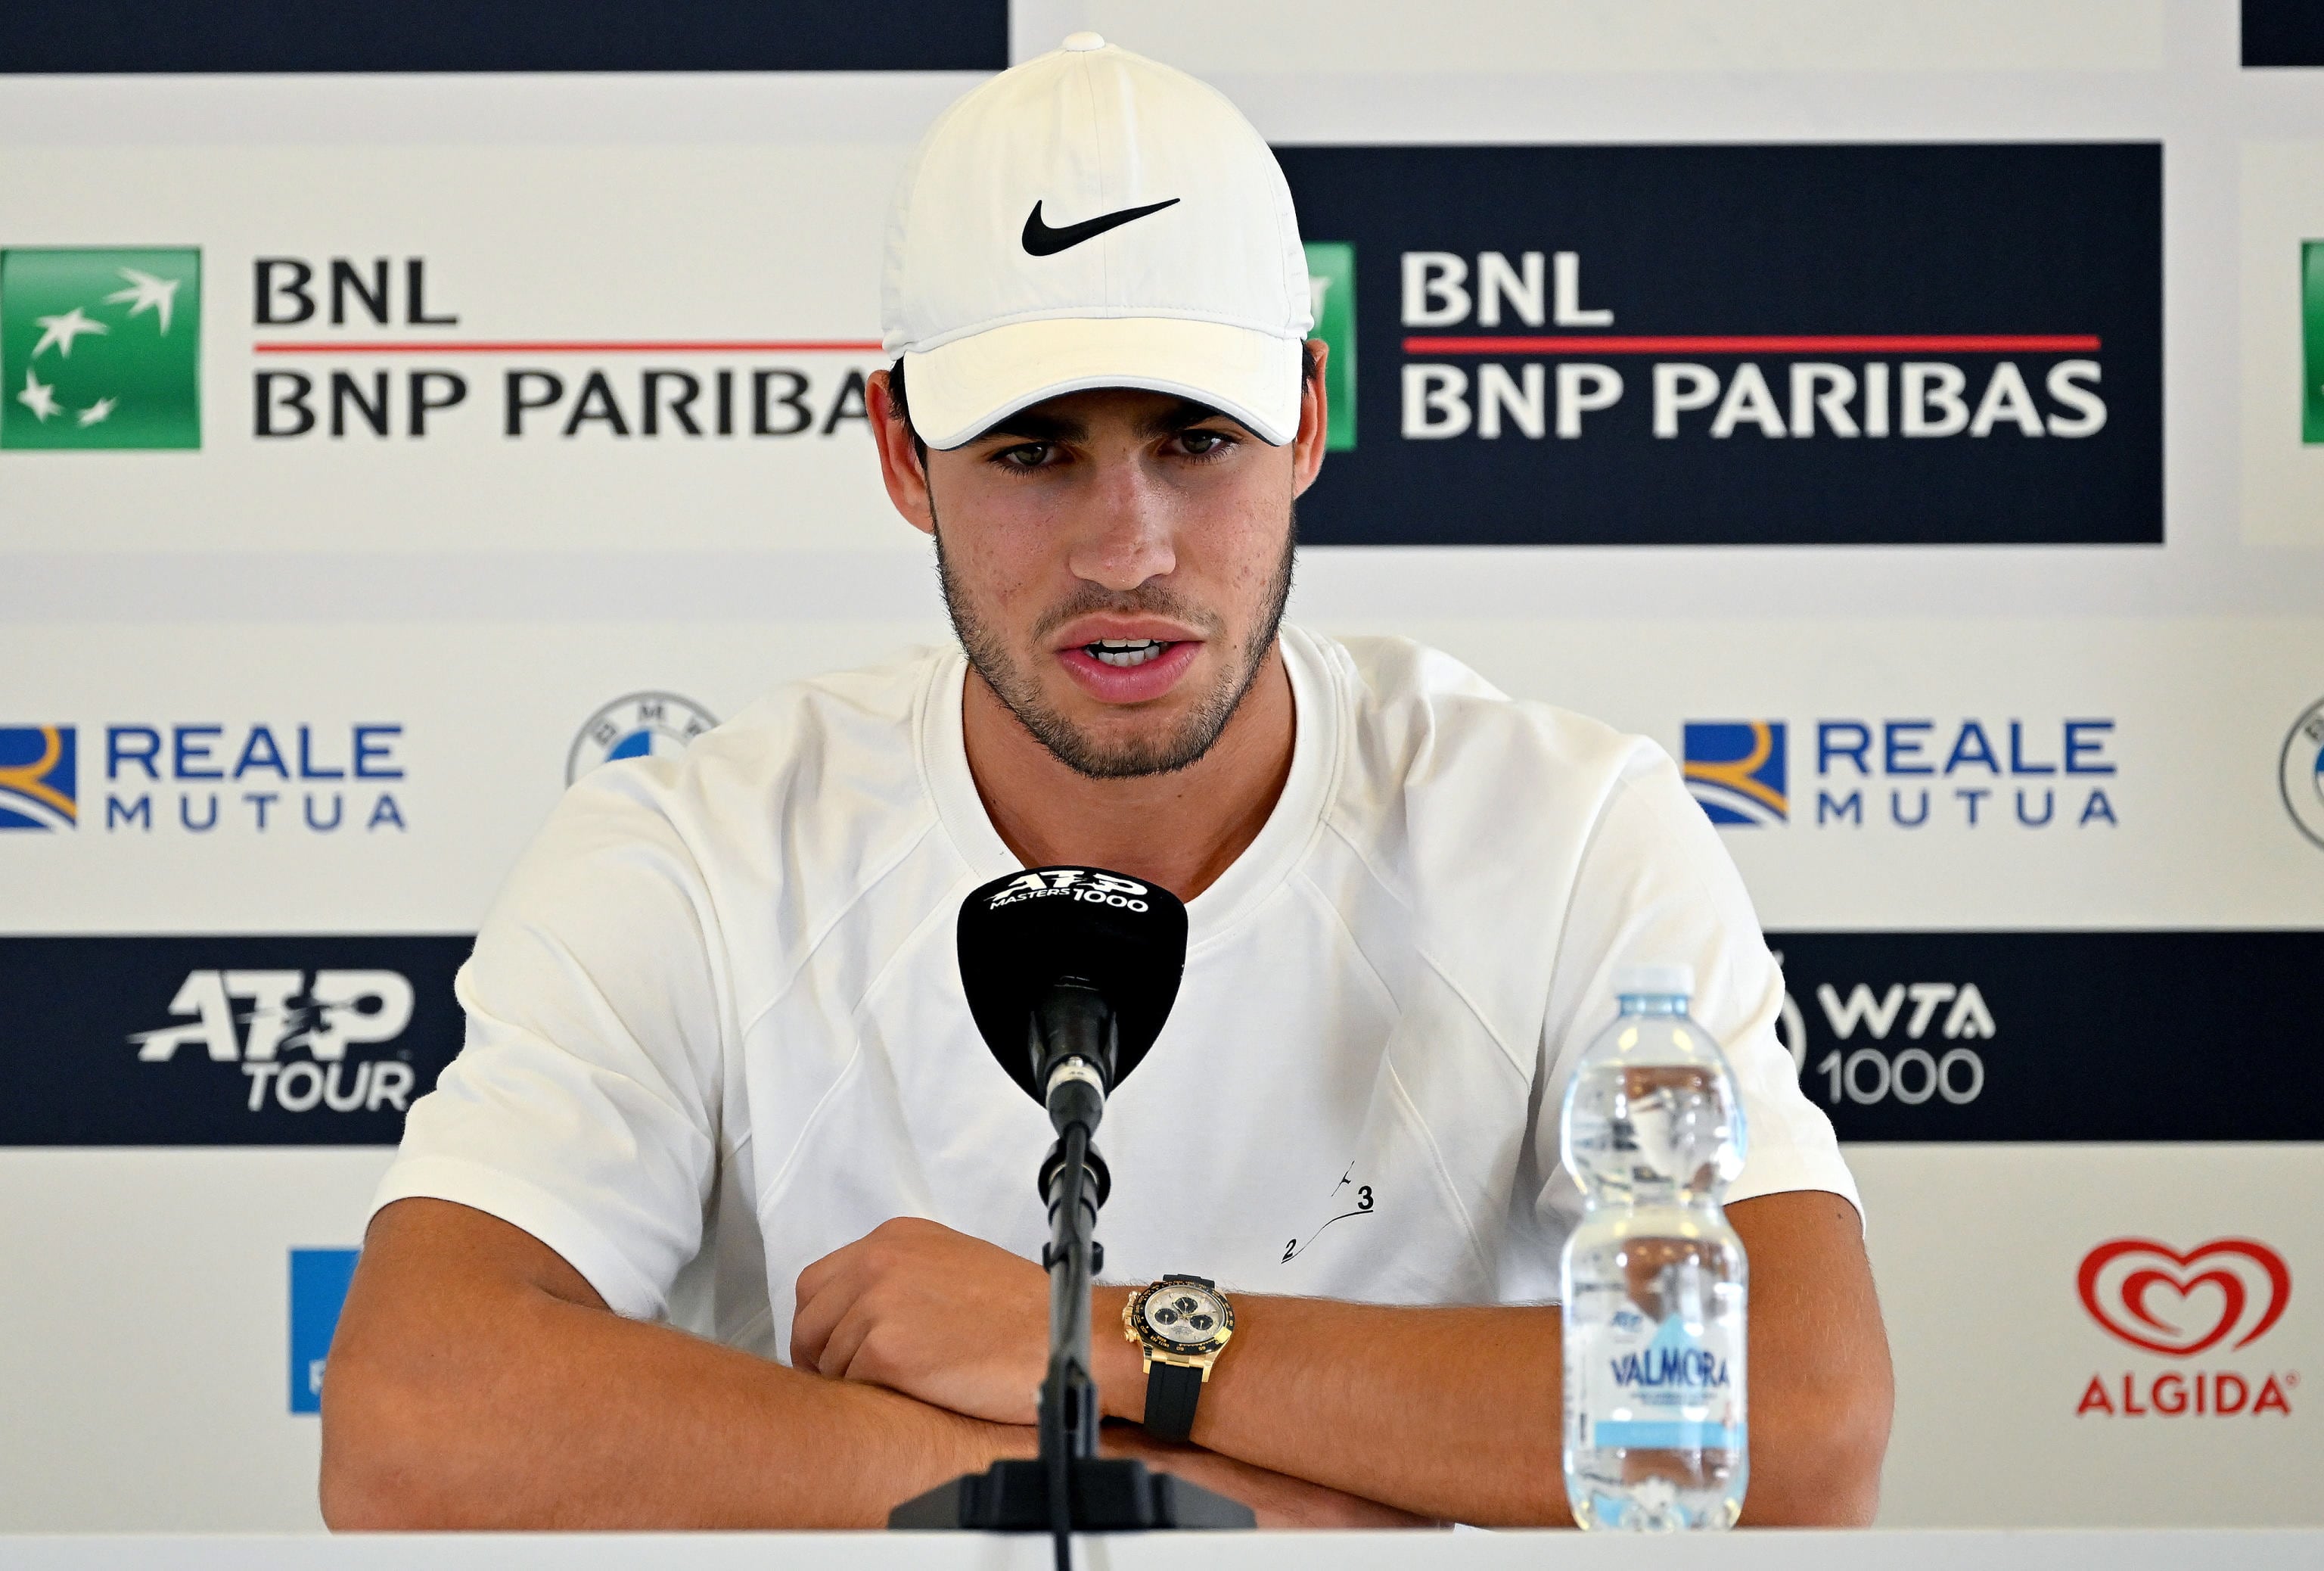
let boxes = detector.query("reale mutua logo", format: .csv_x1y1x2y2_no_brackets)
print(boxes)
1684,716,2118,832
0,248,200,450
8,720,410,835
1682,721,1788,826
0,725,77,830
2076,1237,2296,1419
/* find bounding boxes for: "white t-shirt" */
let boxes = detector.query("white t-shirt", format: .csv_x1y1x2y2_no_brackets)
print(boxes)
374,626,1856,1358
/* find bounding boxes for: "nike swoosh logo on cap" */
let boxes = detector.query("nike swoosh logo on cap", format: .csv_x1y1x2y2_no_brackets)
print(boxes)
1021,198,1182,257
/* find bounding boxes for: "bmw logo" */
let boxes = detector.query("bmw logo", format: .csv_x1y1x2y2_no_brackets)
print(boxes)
567,692,718,786
2282,696,2324,851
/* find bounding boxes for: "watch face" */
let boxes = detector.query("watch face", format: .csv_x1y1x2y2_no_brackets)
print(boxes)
1141,1283,1229,1349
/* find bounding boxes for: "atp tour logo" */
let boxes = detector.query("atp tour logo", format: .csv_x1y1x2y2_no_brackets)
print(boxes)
1682,722,1788,826
132,969,420,1115
0,934,468,1146
0,725,76,831
0,248,200,450
567,692,718,785
2281,695,2324,851
1683,717,2117,832
2075,1237,2296,1420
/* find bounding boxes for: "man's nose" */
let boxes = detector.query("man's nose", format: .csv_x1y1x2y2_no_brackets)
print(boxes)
1065,459,1176,593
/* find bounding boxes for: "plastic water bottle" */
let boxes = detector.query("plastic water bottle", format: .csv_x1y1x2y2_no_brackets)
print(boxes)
1560,962,1749,1531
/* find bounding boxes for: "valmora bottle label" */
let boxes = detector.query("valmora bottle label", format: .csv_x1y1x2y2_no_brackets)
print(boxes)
1580,1302,1745,1451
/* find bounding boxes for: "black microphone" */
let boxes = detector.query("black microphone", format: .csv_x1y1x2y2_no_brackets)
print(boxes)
956,865,1189,1133
890,866,1251,1538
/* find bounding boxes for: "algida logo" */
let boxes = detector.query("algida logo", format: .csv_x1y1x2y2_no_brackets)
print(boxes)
0,247,200,450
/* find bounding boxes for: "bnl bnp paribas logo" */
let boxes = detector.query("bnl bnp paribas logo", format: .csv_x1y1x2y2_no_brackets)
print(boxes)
1304,241,1357,452
0,247,200,450
2303,243,2324,446
1682,717,2120,831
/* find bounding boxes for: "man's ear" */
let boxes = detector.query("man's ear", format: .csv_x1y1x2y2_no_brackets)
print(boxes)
867,370,935,537
1291,338,1330,499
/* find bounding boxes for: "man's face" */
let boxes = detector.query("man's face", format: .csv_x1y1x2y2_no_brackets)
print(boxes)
875,368,1325,779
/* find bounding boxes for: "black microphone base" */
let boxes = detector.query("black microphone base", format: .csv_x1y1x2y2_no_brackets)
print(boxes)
887,1457,1256,1532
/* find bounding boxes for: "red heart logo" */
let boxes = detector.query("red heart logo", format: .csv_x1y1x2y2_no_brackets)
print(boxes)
2077,1238,2291,1358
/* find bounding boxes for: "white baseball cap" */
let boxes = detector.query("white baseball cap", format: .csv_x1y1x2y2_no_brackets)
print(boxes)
881,33,1314,451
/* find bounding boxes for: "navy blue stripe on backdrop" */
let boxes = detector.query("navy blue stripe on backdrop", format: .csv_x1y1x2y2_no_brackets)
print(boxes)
3,930,2319,1146
0,935,470,1146
1766,932,2324,1142
1274,143,2163,547
4,1,1007,73
2245,1,2324,67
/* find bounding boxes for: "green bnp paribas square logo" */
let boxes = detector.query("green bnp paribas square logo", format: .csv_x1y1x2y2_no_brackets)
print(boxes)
2305,241,2324,445
1304,241,1356,452
2,247,200,450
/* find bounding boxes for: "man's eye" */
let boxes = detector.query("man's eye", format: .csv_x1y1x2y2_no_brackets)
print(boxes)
1179,430,1234,456
997,443,1052,468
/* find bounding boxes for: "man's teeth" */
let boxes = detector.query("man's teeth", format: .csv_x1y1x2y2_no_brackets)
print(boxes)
1086,638,1171,668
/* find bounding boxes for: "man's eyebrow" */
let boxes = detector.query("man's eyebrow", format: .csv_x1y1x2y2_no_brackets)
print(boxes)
974,409,1087,444
1138,397,1251,440
971,397,1254,446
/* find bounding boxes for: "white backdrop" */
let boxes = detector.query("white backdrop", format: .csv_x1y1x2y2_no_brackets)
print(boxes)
2,0,2318,1532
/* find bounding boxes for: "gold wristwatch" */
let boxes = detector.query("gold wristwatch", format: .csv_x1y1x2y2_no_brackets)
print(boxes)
1123,1274,1235,1442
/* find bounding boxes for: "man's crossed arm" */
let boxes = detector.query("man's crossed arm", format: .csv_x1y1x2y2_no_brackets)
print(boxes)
322,1190,1890,1529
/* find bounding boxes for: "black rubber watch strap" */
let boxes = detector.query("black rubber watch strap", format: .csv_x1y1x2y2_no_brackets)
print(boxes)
1143,1358,1204,1442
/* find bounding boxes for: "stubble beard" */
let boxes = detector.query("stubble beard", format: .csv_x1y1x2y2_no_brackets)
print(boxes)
934,511,1297,781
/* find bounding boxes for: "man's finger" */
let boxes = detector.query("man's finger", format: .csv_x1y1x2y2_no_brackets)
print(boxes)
792,1232,872,1312
819,1299,885,1386
791,1253,871,1372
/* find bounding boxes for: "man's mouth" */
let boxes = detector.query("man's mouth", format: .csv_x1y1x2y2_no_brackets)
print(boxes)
1083,637,1173,669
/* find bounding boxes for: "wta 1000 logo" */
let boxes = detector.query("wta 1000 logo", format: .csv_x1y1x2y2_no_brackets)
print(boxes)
1682,717,2118,832
2076,1237,2296,1420
0,721,406,835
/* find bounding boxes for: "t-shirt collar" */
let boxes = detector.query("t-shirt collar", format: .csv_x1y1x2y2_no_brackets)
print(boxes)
921,623,1341,948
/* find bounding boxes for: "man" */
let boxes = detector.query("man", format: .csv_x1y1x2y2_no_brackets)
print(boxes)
322,36,1891,1530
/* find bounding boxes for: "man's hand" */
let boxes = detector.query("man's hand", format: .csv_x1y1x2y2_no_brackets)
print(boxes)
792,1217,1052,1425
794,1191,1889,1527
324,1199,1036,1529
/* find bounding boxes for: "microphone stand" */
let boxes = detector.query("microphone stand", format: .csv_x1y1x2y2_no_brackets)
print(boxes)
890,1037,1254,1557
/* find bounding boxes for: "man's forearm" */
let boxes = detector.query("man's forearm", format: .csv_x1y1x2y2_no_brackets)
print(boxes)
1089,1191,1891,1526
1095,1291,1567,1525
322,1200,1030,1529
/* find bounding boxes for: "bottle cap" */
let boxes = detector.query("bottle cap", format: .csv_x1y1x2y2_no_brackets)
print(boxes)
1612,962,1695,999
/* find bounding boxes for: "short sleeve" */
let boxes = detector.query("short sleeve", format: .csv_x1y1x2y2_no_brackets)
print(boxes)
1531,741,1860,1236
368,765,730,1321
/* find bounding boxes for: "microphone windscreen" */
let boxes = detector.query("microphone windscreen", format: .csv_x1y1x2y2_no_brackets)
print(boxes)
955,866,1188,1103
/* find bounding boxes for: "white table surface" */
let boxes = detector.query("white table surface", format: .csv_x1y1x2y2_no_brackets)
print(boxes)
7,1530,2320,1570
